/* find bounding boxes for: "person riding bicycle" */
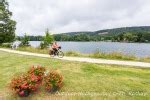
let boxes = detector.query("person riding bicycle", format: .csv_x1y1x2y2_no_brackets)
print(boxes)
51,42,60,55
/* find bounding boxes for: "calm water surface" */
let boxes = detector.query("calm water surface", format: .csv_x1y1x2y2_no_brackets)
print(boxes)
28,41,150,57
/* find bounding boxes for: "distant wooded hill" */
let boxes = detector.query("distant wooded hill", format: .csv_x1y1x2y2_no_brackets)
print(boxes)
17,26,150,43
53,26,150,42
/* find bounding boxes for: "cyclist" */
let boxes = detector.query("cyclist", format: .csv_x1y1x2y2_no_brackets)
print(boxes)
51,42,60,55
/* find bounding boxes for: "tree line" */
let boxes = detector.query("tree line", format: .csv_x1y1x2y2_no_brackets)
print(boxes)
15,32,150,43
112,32,150,42
53,32,150,43
16,35,43,41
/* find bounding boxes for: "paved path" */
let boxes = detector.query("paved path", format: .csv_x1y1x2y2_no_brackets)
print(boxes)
0,48,150,68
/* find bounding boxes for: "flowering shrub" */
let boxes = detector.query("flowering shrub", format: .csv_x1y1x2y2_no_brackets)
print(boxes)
44,69,63,92
28,65,46,83
9,66,63,97
10,74,31,97
10,65,46,97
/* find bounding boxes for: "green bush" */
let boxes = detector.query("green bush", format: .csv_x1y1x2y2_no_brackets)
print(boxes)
20,33,30,47
40,29,54,49
0,43,11,48
39,42,47,49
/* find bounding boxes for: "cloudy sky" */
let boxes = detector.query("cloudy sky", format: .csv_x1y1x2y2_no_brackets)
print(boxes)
8,0,150,36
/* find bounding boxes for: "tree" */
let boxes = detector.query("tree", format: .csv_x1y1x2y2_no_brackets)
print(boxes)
0,0,16,44
40,29,54,49
44,29,54,45
20,33,30,46
116,33,124,41
123,32,134,42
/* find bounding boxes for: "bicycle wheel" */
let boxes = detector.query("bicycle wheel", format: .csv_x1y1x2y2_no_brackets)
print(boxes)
57,51,64,58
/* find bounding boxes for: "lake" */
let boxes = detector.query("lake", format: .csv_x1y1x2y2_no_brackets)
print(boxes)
26,41,150,57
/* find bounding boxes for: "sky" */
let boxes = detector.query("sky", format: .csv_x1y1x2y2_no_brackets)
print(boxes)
8,0,150,36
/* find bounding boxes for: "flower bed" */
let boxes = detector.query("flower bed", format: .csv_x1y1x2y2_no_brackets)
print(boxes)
10,73,30,97
44,69,63,93
9,66,63,97
10,65,46,97
28,65,46,84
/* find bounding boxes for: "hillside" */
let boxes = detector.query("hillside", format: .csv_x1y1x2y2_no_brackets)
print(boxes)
95,26,150,36
60,26,150,36
21,26,150,42
53,26,150,42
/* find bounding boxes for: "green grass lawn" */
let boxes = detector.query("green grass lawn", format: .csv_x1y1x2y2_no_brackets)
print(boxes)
0,51,150,100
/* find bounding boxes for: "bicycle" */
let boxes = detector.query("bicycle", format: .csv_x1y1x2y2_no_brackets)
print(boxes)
49,46,64,58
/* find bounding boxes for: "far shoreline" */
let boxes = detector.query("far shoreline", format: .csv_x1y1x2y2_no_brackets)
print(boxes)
27,40,150,44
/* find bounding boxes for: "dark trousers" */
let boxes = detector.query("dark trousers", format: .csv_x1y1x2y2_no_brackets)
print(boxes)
53,48,58,55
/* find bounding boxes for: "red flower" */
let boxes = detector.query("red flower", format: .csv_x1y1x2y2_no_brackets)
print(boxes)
19,90,24,96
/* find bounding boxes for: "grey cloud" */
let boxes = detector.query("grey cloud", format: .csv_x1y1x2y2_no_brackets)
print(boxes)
8,0,150,35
